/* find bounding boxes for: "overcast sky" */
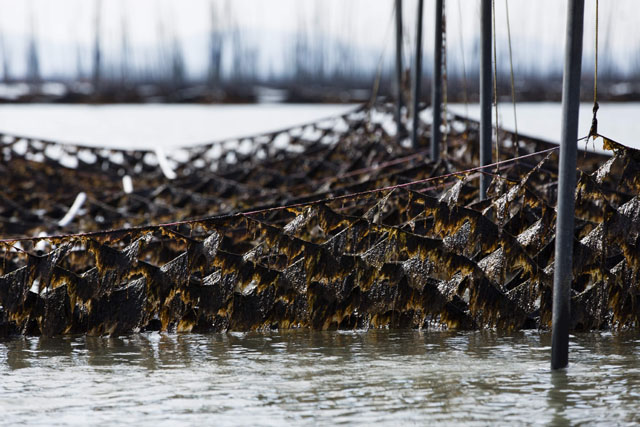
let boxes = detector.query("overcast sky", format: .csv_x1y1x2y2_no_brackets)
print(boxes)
0,0,637,78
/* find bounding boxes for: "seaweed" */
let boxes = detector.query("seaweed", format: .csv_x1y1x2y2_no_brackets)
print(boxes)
0,103,639,335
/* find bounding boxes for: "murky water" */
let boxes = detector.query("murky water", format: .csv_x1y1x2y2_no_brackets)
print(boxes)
1,331,639,426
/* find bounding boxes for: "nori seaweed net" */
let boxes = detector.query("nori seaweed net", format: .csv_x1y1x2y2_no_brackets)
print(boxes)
0,103,637,336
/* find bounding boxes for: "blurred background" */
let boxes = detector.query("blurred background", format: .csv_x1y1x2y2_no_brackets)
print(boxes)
0,0,638,104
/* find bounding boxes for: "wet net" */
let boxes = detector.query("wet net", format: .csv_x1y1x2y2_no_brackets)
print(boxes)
1,103,639,336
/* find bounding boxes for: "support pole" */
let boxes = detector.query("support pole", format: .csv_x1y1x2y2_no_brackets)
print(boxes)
479,0,492,199
395,0,405,140
552,0,584,371
411,0,425,149
93,0,103,94
429,0,443,158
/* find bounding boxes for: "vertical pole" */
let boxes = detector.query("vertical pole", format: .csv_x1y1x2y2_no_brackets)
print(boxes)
479,0,492,199
430,0,443,158
552,0,584,371
395,0,405,140
93,0,102,94
412,0,425,149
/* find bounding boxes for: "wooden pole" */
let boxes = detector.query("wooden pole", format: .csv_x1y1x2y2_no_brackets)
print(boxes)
412,0,425,149
552,0,585,371
479,0,492,199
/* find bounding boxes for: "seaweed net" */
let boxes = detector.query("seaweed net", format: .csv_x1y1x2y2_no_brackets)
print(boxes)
1,103,639,336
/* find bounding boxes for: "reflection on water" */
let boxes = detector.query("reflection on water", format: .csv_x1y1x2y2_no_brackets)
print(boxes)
548,370,571,426
1,331,639,425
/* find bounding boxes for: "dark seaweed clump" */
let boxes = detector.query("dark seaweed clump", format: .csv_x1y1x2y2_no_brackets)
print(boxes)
0,103,638,336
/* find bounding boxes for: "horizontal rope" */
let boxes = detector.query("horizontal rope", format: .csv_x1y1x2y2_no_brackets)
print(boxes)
274,148,433,196
0,146,559,244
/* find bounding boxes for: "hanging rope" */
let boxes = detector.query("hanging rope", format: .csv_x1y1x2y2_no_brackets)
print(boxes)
588,0,600,143
368,7,395,109
505,0,519,158
491,0,500,174
456,0,469,118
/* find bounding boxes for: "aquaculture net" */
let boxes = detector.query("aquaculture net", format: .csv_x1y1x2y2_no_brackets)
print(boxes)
1,103,639,336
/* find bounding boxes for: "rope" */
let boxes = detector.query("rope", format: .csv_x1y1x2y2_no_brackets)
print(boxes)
456,0,469,118
491,0,500,174
282,148,432,195
588,0,599,143
368,8,395,109
0,147,559,244
505,0,519,158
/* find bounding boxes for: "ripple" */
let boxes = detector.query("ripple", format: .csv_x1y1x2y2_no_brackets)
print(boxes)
1,331,640,425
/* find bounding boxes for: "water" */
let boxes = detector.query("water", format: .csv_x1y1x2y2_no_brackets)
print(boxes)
1,331,639,426
1,102,639,152
0,104,357,150
3,103,640,425
446,102,640,153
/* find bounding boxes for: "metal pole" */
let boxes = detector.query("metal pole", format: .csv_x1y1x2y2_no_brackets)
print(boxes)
395,0,405,140
412,0,425,149
479,0,492,199
430,0,443,158
552,0,584,371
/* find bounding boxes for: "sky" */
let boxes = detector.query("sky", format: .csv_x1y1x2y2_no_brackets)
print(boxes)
0,0,638,80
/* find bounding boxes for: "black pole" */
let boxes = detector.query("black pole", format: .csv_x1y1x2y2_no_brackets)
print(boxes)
430,0,443,158
552,0,584,371
412,0,425,149
479,0,492,199
395,0,405,140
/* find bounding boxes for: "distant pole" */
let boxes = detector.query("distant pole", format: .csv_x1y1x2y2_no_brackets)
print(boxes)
411,0,425,149
552,0,584,371
395,0,405,140
93,0,102,94
479,0,492,199
430,0,443,159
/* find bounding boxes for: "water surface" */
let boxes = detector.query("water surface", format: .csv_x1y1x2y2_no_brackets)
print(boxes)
1,330,639,426
0,104,356,150
2,102,640,425
446,102,640,152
